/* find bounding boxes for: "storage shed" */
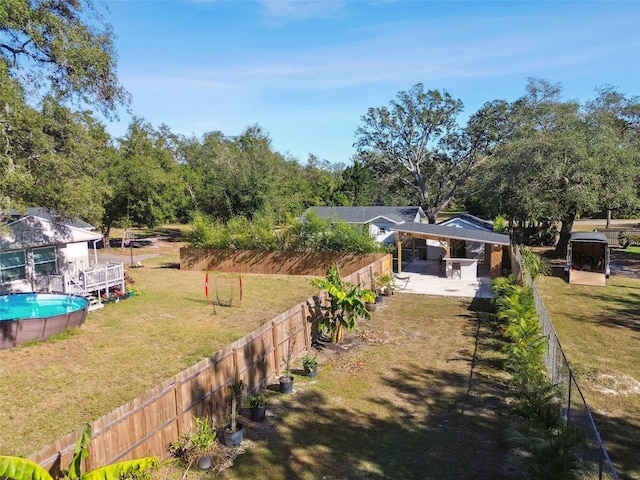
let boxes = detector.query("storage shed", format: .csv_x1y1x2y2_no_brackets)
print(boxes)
564,232,610,286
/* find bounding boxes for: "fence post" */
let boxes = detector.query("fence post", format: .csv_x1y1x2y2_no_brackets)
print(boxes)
272,320,281,377
566,367,573,428
174,379,184,436
302,303,310,351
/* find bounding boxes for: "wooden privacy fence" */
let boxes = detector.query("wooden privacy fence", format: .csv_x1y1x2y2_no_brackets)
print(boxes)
180,248,390,277
29,254,391,475
597,228,640,247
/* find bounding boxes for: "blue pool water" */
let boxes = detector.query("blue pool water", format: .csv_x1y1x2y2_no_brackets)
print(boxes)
0,293,89,321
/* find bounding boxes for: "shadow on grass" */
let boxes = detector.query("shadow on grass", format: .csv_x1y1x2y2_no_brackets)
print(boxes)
226,303,514,480
589,288,640,333
158,262,181,269
230,368,513,479
590,410,640,479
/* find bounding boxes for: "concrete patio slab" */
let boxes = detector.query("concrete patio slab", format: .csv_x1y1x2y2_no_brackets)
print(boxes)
395,260,494,298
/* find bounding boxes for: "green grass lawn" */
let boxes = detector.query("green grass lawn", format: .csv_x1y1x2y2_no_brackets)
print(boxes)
170,294,514,480
4,226,637,479
0,245,319,457
535,274,640,479
621,245,640,256
1,236,515,479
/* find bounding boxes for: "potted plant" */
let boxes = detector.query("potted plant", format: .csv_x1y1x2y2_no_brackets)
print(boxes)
279,371,294,393
168,416,218,471
279,322,296,393
375,271,395,296
247,394,267,422
224,380,245,446
302,353,318,378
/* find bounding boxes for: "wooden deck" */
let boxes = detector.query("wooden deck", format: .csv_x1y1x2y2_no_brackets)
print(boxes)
37,263,125,297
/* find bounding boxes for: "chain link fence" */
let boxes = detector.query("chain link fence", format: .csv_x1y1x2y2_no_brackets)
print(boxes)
513,244,619,480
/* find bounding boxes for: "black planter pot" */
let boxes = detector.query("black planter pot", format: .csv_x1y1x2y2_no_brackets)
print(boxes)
304,364,318,378
224,423,243,446
279,375,294,394
250,405,267,422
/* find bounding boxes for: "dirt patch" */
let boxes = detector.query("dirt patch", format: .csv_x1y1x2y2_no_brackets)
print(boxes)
592,372,640,396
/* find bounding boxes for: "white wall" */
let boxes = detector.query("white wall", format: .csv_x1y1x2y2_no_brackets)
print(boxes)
58,242,90,277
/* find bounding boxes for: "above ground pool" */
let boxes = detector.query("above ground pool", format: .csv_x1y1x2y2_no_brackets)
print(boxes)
0,293,89,349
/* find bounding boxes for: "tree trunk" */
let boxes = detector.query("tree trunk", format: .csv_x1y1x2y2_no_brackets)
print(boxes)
606,209,612,229
425,207,437,224
555,211,576,256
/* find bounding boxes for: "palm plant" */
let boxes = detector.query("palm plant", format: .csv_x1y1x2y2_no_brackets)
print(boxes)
495,285,536,324
519,246,551,280
491,275,520,302
510,382,563,430
506,424,584,479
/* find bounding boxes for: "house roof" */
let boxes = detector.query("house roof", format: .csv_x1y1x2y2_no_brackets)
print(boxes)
0,216,103,251
391,223,511,246
4,207,96,230
438,213,493,231
308,206,425,225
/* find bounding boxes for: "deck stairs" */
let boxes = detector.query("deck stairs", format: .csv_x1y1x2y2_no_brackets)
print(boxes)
86,295,104,312
68,278,104,312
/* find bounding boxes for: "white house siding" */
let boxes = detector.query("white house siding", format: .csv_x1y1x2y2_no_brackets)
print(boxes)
58,242,91,278
1,216,102,294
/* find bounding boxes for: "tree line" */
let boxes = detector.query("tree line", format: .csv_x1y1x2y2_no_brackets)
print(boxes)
2,1,638,254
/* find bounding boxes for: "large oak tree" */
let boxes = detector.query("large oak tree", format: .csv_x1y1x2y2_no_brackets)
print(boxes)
1,0,128,224
0,0,129,116
354,83,500,223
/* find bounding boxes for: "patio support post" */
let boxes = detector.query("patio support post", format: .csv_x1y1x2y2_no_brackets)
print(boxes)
396,232,402,273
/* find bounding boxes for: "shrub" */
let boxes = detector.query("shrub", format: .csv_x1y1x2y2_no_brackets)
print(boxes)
519,247,550,280
186,210,389,253
619,231,640,248
168,416,221,469
247,394,267,408
493,214,509,233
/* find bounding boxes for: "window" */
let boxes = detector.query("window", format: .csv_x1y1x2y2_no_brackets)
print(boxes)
0,250,26,282
33,247,57,275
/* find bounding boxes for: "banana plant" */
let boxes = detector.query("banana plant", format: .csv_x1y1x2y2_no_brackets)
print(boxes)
0,424,158,480
312,264,375,343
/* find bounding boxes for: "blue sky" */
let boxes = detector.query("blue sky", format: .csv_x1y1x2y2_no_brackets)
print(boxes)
104,0,640,165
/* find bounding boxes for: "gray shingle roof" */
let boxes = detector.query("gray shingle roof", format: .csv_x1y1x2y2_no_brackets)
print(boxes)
438,213,493,231
308,206,424,225
391,223,511,245
5,207,95,230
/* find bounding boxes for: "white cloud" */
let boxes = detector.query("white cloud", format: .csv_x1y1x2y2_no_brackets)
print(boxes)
259,0,346,21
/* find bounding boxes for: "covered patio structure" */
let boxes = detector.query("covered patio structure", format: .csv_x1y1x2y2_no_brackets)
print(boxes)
390,223,511,298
